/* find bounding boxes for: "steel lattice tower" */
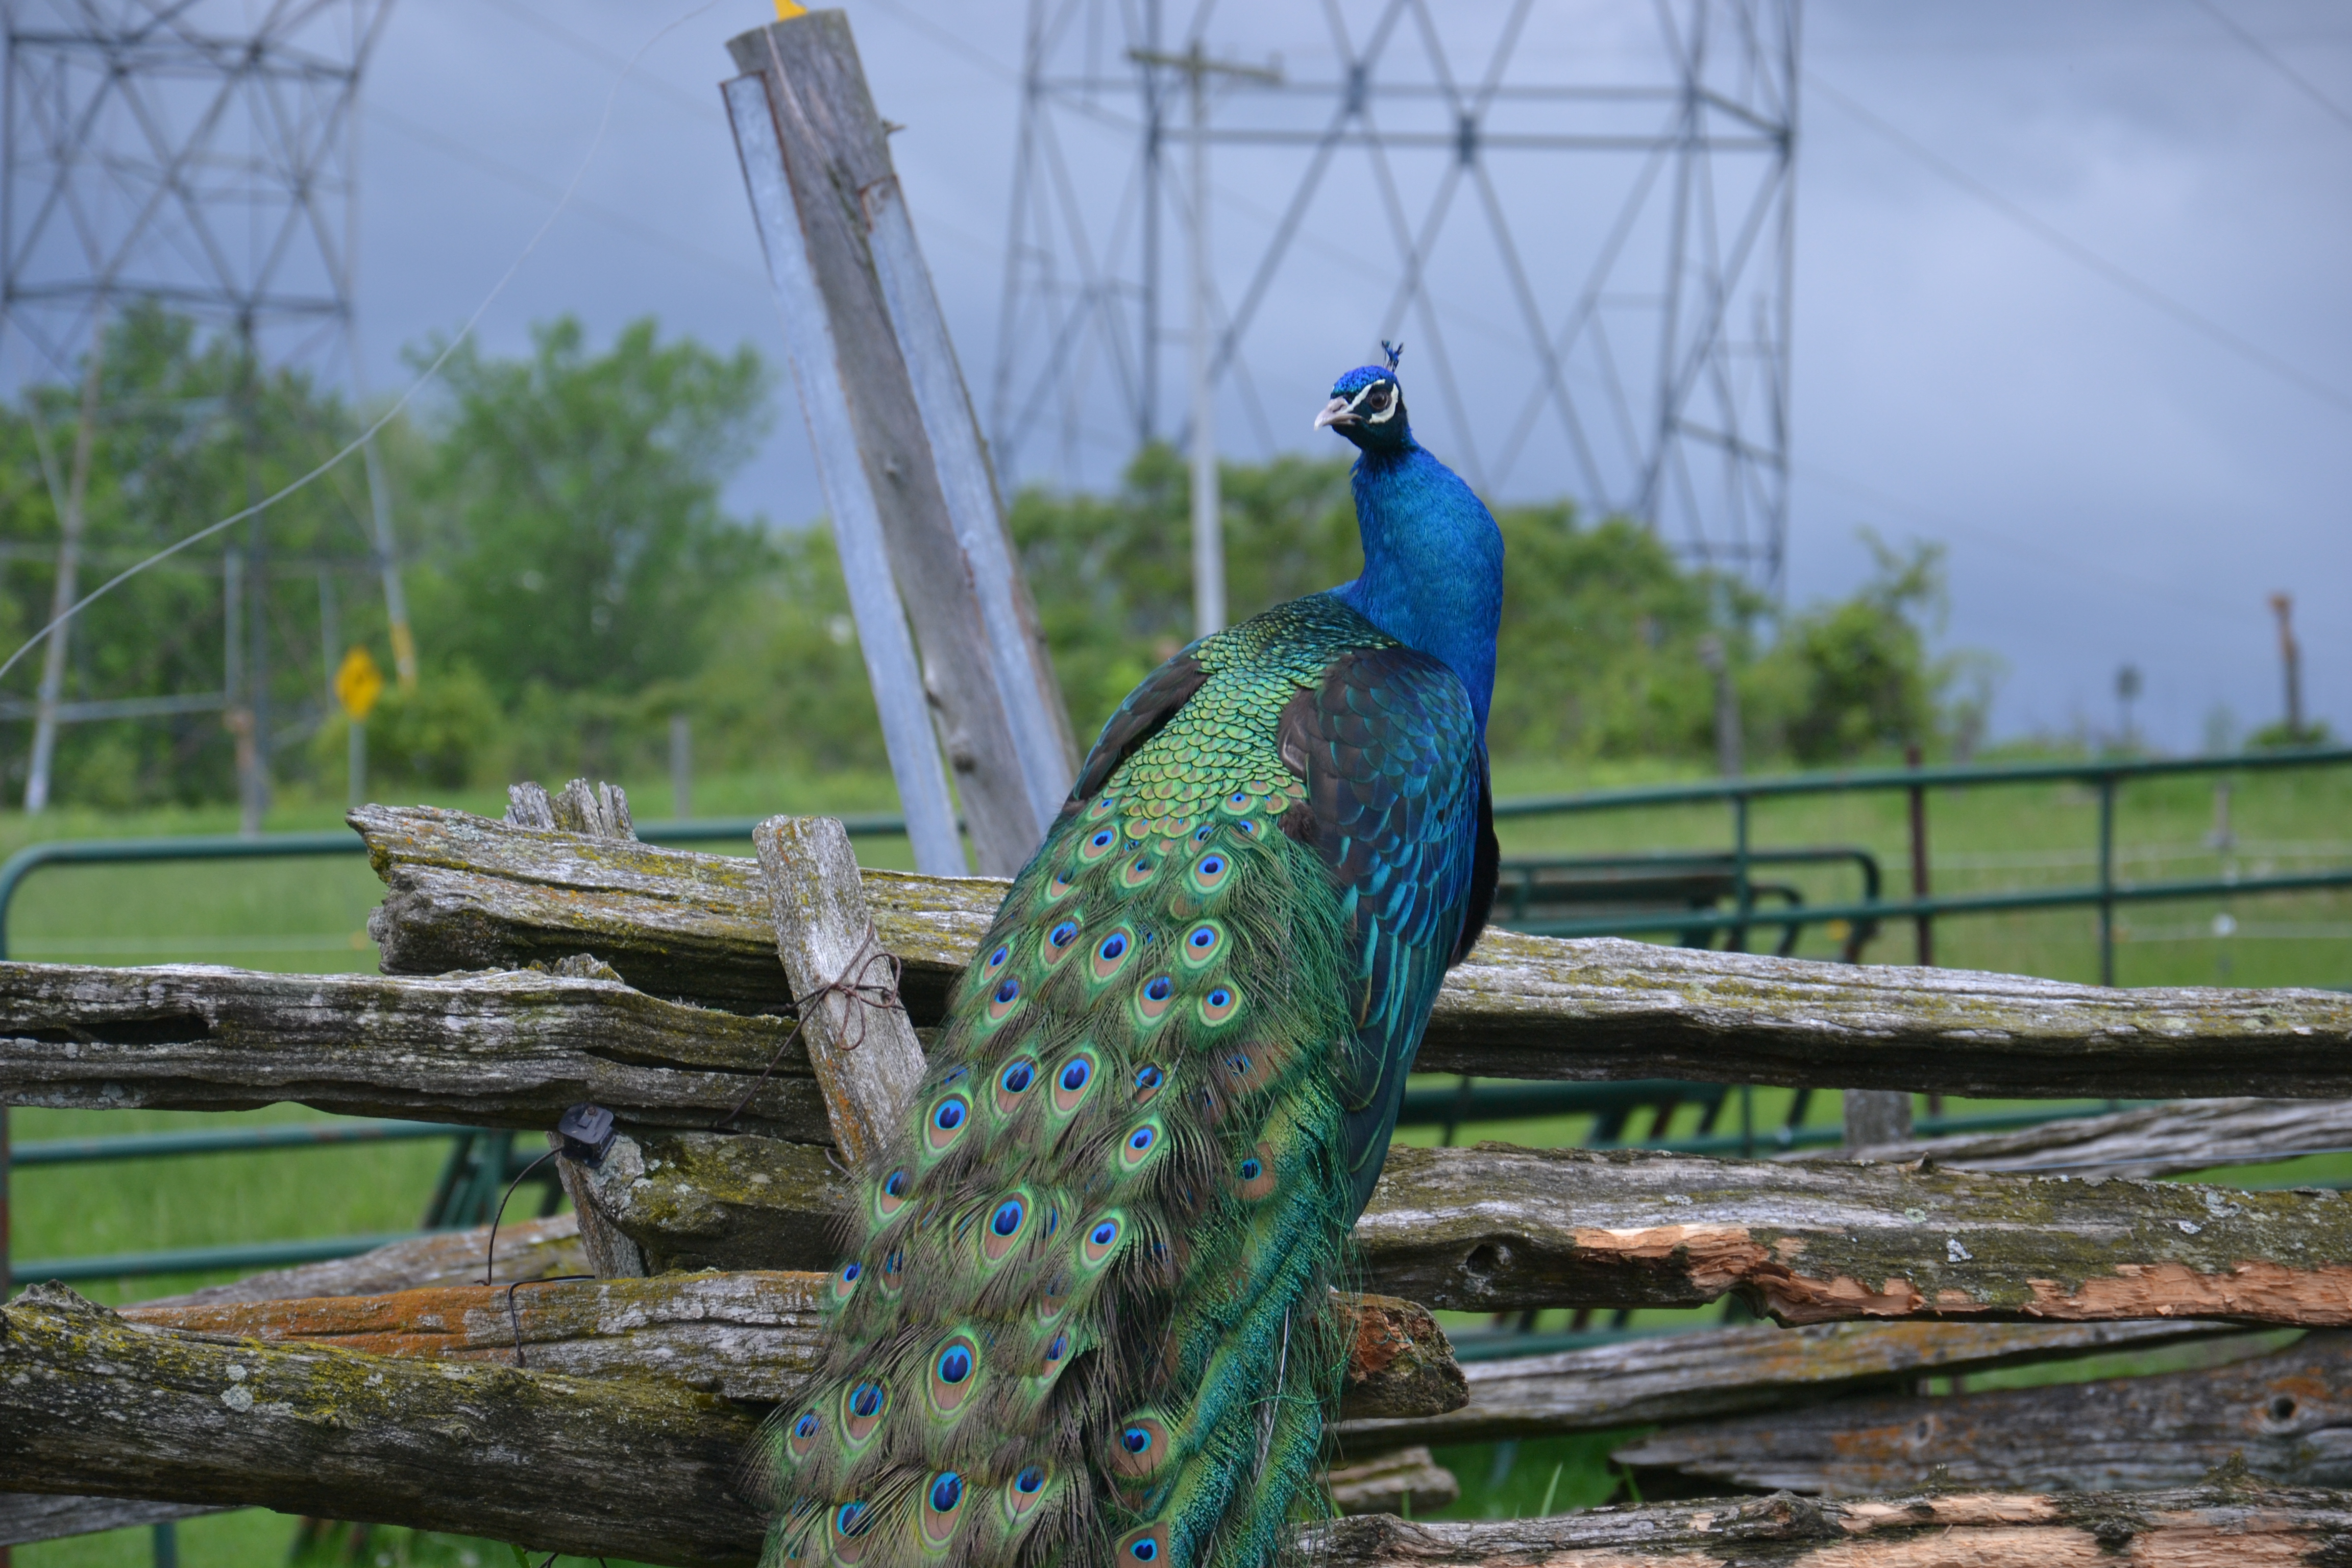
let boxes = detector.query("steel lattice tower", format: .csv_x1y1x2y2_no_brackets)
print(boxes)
0,0,404,821
993,0,1799,588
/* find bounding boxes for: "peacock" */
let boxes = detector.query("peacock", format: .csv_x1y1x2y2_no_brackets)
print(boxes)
767,345,1504,1568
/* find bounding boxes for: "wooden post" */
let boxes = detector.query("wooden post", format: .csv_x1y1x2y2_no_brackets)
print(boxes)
725,11,1074,876
754,814,928,1163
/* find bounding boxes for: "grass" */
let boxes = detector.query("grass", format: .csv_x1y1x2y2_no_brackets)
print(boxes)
11,752,2352,1553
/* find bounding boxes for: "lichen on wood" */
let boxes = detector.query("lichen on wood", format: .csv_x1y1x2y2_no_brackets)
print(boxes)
0,1282,768,1566
1332,1316,2245,1450
1828,1095,2352,1178
350,804,2352,1096
1308,1486,2352,1568
1615,1328,2352,1497
0,961,829,1141
1360,1143,2352,1322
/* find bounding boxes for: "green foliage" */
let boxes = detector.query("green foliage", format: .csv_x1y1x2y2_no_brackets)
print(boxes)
1751,531,1953,765
1012,444,1970,768
0,311,1984,815
402,317,774,706
0,302,382,807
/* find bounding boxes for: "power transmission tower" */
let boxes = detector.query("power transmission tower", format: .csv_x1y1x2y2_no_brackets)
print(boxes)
0,0,410,825
993,0,1799,590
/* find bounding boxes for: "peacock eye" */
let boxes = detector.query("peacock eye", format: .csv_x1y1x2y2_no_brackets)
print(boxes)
1364,383,1391,411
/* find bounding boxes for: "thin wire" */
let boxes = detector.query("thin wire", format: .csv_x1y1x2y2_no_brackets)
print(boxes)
2187,0,2352,135
0,0,730,693
1807,71,2352,418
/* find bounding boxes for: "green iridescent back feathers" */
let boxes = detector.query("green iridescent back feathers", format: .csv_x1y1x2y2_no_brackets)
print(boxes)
767,361,1502,1568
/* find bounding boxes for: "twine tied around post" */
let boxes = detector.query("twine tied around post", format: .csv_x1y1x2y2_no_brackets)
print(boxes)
713,932,902,1132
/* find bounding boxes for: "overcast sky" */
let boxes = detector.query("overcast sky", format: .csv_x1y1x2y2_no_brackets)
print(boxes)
340,0,2350,754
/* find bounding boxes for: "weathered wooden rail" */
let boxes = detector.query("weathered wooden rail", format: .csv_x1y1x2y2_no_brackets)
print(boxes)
356,805,2352,1097
15,792,2352,1560
1617,1330,2352,1496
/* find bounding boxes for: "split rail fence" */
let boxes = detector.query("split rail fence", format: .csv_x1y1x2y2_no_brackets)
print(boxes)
5,783,2352,1563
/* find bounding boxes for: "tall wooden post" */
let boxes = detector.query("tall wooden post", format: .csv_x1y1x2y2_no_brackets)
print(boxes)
724,11,1075,876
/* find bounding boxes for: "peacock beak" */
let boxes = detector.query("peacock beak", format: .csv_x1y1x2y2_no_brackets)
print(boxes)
1313,396,1356,431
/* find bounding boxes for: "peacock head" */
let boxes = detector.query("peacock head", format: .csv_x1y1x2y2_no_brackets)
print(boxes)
1313,341,1411,453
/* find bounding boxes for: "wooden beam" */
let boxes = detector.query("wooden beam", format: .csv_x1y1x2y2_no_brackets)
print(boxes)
1835,1095,2352,1177
1332,1317,2244,1450
0,961,830,1142
0,1494,224,1549
1309,1486,2352,1568
409,1131,2352,1329
0,1282,768,1566
1362,1142,2352,1321
754,815,927,1162
13,1284,2347,1568
1613,1329,2352,1496
352,806,2352,1097
112,1274,1462,1419
134,1215,584,1309
726,13,1063,874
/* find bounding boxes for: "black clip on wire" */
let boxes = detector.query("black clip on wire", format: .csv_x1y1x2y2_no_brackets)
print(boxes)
479,1101,618,1286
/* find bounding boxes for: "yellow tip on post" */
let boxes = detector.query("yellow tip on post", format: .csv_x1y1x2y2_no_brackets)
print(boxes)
775,1,807,17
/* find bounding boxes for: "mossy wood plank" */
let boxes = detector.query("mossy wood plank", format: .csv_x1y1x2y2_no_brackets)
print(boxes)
1332,1317,2242,1449
133,1215,586,1309
112,1273,1462,1417
1614,1330,2352,1496
0,1283,768,1566
0,1494,225,1549
352,805,2352,1096
10,1281,2346,1568
1365,1143,2352,1320
520,1132,2352,1326
1311,1487,2352,1568
0,961,830,1141
1833,1096,2352,1178
753,815,928,1163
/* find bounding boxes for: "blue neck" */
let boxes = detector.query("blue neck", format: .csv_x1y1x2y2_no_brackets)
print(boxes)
1333,442,1504,731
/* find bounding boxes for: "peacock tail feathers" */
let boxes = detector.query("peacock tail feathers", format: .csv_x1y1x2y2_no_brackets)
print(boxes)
766,600,1418,1568
766,332,1506,1568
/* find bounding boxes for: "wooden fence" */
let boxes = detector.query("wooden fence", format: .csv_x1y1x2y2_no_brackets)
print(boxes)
6,790,2352,1560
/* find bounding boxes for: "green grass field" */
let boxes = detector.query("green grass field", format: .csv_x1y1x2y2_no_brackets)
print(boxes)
12,753,2352,1561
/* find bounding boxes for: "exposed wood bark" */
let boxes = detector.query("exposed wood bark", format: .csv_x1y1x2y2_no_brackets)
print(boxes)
0,1282,769,1566
1614,1330,2352,1497
570,1131,843,1273
1833,1096,2352,1178
511,1131,2352,1327
0,1494,224,1548
726,15,1051,877
113,1273,1461,1418
16,1281,2349,1568
351,806,2352,1096
0,961,831,1142
1308,1486,2352,1568
551,1129,648,1279
1323,1449,1460,1516
135,1215,584,1308
1333,1317,2244,1450
1361,1143,2352,1321
122,1271,825,1401
753,815,926,1161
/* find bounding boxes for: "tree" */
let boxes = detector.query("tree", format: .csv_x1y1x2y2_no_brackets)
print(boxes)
404,317,774,706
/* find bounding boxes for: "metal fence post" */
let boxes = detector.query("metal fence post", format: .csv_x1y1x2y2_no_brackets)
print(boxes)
1729,789,1752,952
1905,743,1934,967
724,13,1073,875
2098,773,2118,987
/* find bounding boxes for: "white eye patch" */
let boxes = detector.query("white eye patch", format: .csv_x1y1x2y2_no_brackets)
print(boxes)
1348,379,1402,424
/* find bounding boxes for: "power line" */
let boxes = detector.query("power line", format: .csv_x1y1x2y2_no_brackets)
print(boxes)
365,102,767,289
1807,71,2352,418
2187,0,2352,136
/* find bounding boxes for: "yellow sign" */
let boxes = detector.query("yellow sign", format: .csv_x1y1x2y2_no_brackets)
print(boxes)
775,1,806,16
334,646,385,722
